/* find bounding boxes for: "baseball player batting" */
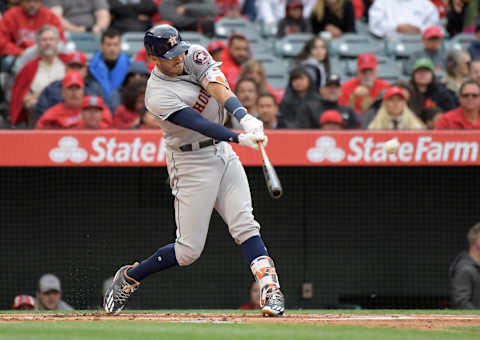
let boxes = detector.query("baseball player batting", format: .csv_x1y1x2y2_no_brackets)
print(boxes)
104,24,285,317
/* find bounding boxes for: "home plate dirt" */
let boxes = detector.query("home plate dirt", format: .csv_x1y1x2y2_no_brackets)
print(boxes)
1,313,480,330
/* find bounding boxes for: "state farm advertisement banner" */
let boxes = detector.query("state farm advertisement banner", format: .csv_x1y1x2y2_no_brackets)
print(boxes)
0,130,479,166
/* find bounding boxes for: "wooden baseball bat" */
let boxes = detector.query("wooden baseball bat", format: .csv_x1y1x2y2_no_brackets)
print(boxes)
258,142,283,199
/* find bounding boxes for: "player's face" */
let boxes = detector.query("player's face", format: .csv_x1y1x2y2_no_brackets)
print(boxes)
156,53,185,77
101,36,121,62
37,291,61,310
384,94,405,117
81,107,103,129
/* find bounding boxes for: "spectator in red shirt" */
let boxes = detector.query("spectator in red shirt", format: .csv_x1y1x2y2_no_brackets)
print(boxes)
239,281,260,310
10,25,69,126
319,109,346,130
207,40,226,62
215,0,241,19
36,71,112,128
220,33,251,89
435,80,480,129
113,79,147,129
338,53,389,114
12,294,35,310
78,95,112,129
0,0,64,57
134,47,155,72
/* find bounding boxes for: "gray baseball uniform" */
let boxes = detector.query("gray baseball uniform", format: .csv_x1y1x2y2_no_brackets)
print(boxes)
145,44,261,266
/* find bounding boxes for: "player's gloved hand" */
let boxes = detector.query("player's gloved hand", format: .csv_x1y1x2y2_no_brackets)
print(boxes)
239,114,264,134
238,132,268,150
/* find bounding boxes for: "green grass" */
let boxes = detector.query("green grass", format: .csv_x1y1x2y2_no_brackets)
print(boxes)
0,321,479,340
1,310,479,340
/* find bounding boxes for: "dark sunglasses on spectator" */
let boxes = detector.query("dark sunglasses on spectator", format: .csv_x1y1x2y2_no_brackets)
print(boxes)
460,93,480,98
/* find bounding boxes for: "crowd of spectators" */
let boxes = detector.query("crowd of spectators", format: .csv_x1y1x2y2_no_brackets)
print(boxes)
1,0,480,130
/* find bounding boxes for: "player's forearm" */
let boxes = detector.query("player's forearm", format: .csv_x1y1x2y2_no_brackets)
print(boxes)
167,107,239,143
207,83,247,121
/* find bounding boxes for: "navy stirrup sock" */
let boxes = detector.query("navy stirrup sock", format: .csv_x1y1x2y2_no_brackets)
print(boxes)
127,243,179,282
241,235,268,264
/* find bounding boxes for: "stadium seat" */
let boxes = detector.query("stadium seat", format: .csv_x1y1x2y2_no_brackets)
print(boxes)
214,17,258,38
121,32,145,57
329,57,347,78
179,31,210,48
66,32,100,59
447,33,477,51
274,33,314,58
330,33,384,59
262,57,289,89
384,34,424,59
261,21,278,38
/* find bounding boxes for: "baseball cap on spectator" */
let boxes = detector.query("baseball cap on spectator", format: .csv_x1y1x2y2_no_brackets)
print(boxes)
413,58,435,72
207,40,226,54
38,274,61,293
325,74,341,86
287,0,303,8
319,110,345,126
423,26,443,39
12,294,35,309
383,86,407,100
66,51,87,66
81,95,104,110
357,53,377,71
62,71,84,88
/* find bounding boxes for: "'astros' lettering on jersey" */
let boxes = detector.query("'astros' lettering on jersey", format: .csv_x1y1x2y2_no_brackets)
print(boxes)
145,44,228,148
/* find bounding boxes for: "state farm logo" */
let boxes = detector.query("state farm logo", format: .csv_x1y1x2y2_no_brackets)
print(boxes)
48,136,167,164
307,136,345,163
306,135,479,164
49,136,88,163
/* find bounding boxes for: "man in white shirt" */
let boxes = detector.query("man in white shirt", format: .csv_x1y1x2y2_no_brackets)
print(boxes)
368,0,440,38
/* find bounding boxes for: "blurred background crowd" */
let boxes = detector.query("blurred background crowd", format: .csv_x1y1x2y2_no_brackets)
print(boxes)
0,0,480,131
